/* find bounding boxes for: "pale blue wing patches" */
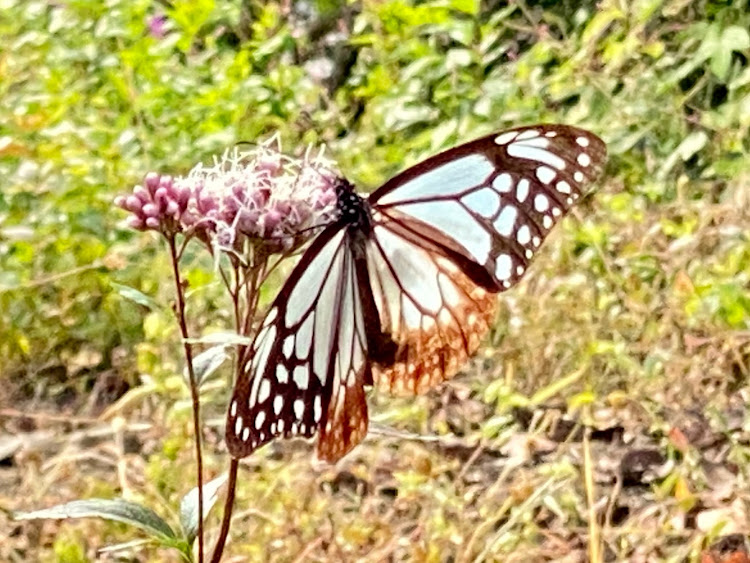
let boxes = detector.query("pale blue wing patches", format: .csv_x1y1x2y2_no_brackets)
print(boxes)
295,314,314,362
377,154,494,205
461,187,501,218
248,323,276,404
372,226,443,314
397,200,492,264
285,230,345,327
311,245,345,382
493,205,518,237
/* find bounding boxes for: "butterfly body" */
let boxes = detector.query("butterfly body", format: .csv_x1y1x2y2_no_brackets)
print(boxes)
227,125,606,462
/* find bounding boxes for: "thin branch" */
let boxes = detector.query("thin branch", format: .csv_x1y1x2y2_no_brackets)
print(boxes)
168,235,205,563
209,458,239,563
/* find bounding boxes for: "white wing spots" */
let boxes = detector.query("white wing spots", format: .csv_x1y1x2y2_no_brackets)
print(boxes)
543,216,553,229
258,379,271,403
516,179,530,203
295,314,314,360
234,416,243,436
576,136,590,147
230,400,237,417
515,129,539,140
515,136,550,149
566,197,574,205
516,265,525,275
276,364,289,383
462,188,501,218
274,395,283,415
282,336,294,359
264,307,277,325
495,254,512,281
525,249,534,259
293,365,309,390
494,205,517,237
552,207,562,217
285,230,345,326
374,226,444,313
399,200,491,264
507,142,566,169
254,410,266,430
294,399,305,420
577,153,591,167
494,131,518,145
536,166,556,184
517,225,531,245
545,130,557,138
556,180,571,194
277,419,285,433
532,236,541,247
270,422,276,434
313,395,322,422
242,427,250,441
378,154,494,205
492,173,513,193
251,324,275,377
534,194,550,213
574,171,584,182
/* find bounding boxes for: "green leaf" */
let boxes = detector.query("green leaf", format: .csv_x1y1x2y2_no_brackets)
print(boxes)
700,24,750,80
112,282,160,311
188,344,230,386
15,499,176,540
180,473,228,544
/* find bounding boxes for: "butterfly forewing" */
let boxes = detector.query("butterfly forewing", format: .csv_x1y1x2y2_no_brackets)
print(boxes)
372,125,606,291
226,226,370,462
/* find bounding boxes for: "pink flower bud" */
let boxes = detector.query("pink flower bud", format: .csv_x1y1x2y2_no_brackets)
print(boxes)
144,172,161,194
125,195,143,212
142,203,159,218
126,216,146,230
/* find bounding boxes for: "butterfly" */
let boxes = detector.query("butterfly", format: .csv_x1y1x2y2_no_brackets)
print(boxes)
226,124,606,462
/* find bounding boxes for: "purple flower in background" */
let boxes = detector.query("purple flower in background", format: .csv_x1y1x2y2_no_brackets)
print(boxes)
116,138,340,256
147,14,168,39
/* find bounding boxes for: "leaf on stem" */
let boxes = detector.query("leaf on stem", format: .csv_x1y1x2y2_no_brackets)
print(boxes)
179,473,229,544
15,498,176,540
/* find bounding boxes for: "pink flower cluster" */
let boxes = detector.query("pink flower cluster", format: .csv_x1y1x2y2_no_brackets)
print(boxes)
116,139,340,254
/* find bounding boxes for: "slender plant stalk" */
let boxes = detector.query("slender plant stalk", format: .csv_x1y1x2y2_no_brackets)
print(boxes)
168,235,205,563
210,458,239,563
583,421,601,563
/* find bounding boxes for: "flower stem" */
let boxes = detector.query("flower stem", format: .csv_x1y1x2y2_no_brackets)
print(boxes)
168,235,205,563
210,458,238,563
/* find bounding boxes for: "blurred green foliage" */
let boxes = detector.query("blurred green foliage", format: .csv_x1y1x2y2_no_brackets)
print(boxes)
2,0,750,560
1,0,749,380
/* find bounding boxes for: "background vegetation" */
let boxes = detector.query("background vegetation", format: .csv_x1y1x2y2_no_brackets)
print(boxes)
1,0,750,560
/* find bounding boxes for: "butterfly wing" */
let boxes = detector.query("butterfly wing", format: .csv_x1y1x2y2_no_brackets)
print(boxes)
226,225,370,462
365,124,606,394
